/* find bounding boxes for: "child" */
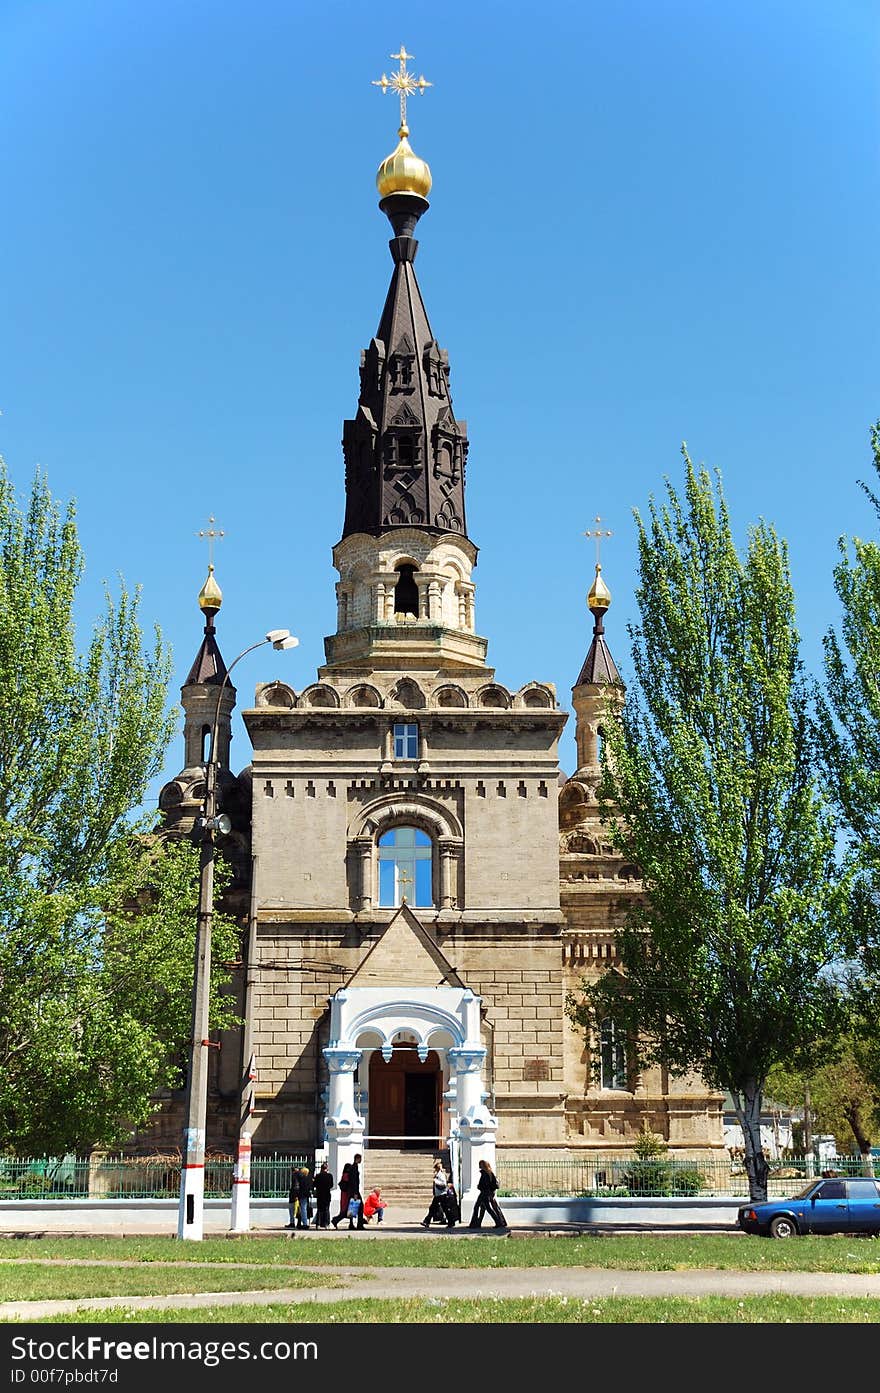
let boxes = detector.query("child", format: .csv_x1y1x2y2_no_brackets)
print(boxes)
363,1186,386,1224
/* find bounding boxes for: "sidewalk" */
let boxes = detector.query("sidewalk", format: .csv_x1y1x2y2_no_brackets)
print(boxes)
0,1197,742,1236
2,1263,879,1320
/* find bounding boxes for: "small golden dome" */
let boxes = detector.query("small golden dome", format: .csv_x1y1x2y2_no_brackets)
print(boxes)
376,124,432,199
588,564,611,612
198,564,223,613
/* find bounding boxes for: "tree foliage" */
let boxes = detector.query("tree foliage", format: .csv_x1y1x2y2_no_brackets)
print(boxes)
767,1033,880,1170
565,452,852,1200
817,420,880,1126
0,460,240,1153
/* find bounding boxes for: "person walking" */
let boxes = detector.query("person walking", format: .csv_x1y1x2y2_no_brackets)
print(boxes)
286,1170,299,1230
468,1159,506,1230
344,1152,366,1230
421,1159,448,1227
312,1161,334,1229
331,1162,352,1229
295,1166,312,1229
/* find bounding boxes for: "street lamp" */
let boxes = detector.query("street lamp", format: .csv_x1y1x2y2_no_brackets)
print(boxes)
177,627,298,1241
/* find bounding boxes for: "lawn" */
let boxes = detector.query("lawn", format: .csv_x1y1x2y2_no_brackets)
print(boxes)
1,1235,878,1324
0,1233,878,1272
26,1295,880,1324
0,1263,342,1302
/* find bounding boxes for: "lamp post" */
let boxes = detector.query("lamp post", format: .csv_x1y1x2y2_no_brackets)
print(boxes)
177,628,298,1241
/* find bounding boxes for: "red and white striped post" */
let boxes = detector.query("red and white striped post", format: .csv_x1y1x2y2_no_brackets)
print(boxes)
230,1130,252,1232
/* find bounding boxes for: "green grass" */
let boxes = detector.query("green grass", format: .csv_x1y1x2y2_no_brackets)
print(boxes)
0,1264,343,1303
24,1295,880,1323
0,1264,342,1301
0,1233,878,1272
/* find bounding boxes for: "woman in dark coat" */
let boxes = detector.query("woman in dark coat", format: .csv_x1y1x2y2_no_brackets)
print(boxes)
468,1159,506,1229
331,1162,352,1228
312,1161,334,1229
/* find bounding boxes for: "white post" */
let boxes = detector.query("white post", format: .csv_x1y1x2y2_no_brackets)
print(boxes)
229,1130,252,1232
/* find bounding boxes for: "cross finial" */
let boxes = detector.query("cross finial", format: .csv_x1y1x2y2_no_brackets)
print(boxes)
584,515,612,567
372,44,432,132
198,515,225,569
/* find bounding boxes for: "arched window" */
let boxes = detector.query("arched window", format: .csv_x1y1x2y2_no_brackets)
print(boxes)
378,826,433,907
600,1018,628,1090
394,564,420,616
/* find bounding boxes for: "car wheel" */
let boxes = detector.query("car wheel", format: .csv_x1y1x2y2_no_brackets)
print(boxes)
769,1215,798,1239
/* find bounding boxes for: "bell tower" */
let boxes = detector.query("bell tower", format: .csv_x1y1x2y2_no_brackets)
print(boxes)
324,51,486,676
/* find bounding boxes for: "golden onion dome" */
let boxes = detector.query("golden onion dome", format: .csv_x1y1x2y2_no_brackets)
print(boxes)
588,564,611,613
198,564,223,613
376,124,432,199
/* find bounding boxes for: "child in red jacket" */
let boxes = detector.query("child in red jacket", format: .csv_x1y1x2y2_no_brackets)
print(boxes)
363,1187,386,1224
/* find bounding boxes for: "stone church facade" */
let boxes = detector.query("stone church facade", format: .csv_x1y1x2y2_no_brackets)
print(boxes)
151,101,724,1194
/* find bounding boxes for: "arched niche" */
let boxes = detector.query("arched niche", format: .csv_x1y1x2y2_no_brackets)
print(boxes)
433,684,468,708
344,683,382,708
516,683,555,709
255,681,297,709
390,677,426,710
299,683,340,709
475,683,511,709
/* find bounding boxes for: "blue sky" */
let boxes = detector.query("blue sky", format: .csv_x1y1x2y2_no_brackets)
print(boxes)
1,0,878,793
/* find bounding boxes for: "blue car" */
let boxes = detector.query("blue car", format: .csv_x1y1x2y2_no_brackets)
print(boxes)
738,1176,880,1238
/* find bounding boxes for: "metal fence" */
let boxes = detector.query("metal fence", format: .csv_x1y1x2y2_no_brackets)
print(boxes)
496,1154,880,1199
2,1151,877,1202
0,1154,311,1201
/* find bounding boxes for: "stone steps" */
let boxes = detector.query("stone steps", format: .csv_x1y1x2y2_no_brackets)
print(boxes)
361,1147,450,1207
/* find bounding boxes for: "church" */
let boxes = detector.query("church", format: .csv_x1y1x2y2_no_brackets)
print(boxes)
153,50,724,1198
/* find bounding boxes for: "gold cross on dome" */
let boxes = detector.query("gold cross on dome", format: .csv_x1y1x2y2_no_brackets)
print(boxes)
372,45,432,130
584,516,612,567
198,514,225,568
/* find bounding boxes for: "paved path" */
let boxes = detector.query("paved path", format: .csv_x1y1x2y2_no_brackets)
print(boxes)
3,1264,880,1319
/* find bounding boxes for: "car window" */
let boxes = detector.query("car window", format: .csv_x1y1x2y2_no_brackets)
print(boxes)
816,1180,846,1199
791,1183,820,1200
846,1179,880,1199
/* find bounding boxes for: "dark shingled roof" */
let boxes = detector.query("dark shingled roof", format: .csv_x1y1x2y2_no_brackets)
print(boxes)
574,613,621,688
184,619,230,688
341,192,469,541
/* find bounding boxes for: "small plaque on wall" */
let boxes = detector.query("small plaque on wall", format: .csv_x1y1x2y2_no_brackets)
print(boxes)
522,1058,550,1081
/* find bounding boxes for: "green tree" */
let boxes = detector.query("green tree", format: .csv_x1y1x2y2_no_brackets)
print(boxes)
566,452,852,1201
767,1035,880,1172
0,460,239,1152
818,420,880,1131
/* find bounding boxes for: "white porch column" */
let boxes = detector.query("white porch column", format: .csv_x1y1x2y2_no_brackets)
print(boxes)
323,1044,365,1207
448,1043,497,1207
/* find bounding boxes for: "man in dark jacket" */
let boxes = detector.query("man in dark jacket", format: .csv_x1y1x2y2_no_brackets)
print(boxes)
346,1153,365,1230
312,1161,334,1229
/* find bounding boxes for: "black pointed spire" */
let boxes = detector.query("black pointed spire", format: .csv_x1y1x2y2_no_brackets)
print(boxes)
575,606,621,687
575,562,620,687
341,188,469,540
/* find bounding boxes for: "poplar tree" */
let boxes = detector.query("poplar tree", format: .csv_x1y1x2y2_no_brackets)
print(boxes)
566,452,852,1201
818,419,880,1137
0,461,239,1153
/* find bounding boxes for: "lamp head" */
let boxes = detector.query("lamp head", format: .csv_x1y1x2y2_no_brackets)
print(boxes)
266,628,299,650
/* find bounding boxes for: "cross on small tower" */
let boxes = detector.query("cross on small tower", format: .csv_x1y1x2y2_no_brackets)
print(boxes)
584,516,612,567
372,45,432,130
198,515,225,568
